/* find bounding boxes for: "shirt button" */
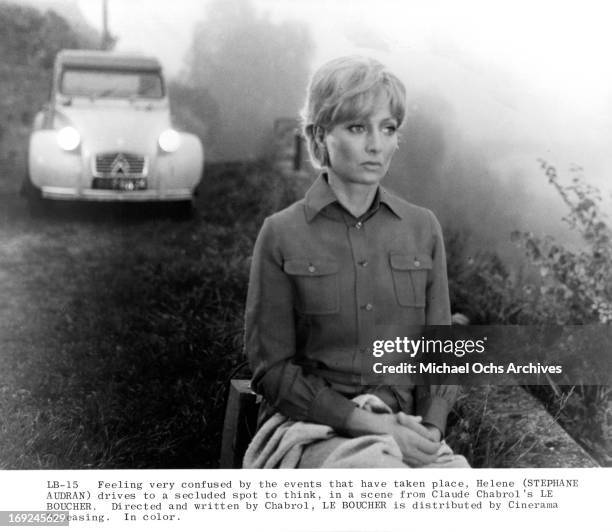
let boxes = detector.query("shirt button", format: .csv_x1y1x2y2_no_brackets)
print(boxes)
414,259,421,267
364,303,373,311
358,260,368,267
355,221,363,230
308,265,316,273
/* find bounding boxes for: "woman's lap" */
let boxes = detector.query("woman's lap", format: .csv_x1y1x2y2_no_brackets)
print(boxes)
298,434,469,469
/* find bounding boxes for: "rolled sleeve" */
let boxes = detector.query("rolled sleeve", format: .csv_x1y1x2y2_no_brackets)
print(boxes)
245,216,356,430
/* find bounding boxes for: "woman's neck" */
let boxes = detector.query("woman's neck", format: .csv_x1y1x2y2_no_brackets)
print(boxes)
326,170,378,218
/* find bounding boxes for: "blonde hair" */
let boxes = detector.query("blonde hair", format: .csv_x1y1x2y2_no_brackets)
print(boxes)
301,56,406,168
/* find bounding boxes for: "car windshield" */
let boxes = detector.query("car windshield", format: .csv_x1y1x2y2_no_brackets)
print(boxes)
60,68,164,99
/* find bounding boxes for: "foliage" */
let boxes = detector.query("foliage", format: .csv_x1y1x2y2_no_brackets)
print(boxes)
199,161,306,226
448,161,611,327
0,1,99,189
0,2,98,69
446,388,536,467
511,163,611,465
167,81,220,151
511,161,612,325
446,161,612,465
447,234,530,325
184,0,314,160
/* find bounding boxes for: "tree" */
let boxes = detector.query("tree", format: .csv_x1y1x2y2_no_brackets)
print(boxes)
184,0,313,161
0,2,98,69
0,2,98,186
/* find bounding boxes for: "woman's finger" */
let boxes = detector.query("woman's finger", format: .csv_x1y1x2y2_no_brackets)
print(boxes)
393,425,441,457
411,432,442,455
402,447,439,467
395,412,432,439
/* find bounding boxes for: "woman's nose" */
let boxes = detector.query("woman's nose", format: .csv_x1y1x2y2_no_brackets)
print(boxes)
365,131,382,153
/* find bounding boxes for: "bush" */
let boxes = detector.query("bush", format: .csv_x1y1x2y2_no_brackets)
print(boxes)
511,161,612,325
446,161,612,465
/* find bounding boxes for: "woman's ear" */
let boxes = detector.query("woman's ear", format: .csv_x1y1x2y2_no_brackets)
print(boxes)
314,126,326,147
314,126,329,166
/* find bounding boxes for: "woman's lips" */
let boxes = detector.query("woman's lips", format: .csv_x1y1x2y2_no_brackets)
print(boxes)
361,161,382,169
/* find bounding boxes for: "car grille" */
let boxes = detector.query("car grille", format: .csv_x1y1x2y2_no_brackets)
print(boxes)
94,152,147,177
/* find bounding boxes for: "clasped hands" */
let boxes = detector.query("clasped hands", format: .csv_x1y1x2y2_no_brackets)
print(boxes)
388,412,443,467
345,402,445,467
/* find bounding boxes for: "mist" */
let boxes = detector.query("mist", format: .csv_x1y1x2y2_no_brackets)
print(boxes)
12,0,612,258
179,0,314,161
378,44,611,260
173,0,610,257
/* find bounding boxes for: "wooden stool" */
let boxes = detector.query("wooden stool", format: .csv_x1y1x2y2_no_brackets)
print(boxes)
219,379,260,468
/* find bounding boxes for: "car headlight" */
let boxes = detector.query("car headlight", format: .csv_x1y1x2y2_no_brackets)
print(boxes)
158,129,180,153
57,126,81,151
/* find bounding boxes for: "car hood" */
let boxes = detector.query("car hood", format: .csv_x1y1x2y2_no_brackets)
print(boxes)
55,100,172,155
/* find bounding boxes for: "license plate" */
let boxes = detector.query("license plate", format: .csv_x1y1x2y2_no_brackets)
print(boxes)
93,177,147,191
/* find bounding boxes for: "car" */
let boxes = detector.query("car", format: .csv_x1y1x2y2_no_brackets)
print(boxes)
24,49,203,210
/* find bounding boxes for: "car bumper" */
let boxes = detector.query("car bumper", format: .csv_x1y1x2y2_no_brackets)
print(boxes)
41,186,194,202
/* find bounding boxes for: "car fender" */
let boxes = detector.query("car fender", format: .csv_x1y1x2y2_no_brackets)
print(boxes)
28,130,82,189
157,132,204,190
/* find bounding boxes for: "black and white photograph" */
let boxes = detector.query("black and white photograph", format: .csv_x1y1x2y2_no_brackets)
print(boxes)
0,0,610,529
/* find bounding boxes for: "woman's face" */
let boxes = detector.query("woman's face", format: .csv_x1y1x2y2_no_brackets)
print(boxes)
323,98,399,187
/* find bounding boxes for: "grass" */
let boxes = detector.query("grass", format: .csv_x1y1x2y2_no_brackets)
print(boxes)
1,160,604,469
445,387,573,468
444,163,612,466
0,162,300,468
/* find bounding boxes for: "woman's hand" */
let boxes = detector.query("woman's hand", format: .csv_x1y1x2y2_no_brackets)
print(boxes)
423,425,442,443
344,408,441,466
388,418,442,466
395,413,442,443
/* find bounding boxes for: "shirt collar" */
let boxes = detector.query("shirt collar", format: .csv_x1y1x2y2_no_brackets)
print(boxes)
378,186,405,220
304,173,404,223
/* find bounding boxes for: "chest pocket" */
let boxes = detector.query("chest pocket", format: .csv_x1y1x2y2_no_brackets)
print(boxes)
389,253,432,307
283,258,340,315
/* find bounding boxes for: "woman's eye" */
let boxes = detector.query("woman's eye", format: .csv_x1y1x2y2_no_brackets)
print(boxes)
347,124,365,133
382,125,397,135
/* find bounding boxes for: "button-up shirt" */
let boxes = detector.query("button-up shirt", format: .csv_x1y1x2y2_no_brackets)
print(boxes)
245,174,457,435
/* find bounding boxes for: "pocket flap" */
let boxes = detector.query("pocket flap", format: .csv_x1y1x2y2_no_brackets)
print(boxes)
389,253,433,270
283,258,339,276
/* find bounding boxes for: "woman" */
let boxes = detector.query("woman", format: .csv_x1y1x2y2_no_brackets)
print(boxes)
243,56,467,468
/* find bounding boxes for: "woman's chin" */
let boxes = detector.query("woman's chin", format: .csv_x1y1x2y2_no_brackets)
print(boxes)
338,168,387,186
353,170,386,186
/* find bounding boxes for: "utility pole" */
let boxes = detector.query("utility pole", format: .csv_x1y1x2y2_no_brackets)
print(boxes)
101,0,111,50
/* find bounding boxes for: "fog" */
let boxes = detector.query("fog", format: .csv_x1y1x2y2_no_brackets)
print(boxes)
21,0,612,255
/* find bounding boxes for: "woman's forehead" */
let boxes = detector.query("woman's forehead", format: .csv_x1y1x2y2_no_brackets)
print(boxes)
335,94,396,123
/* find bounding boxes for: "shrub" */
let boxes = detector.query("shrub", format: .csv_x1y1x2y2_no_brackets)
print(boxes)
446,161,612,465
511,161,611,325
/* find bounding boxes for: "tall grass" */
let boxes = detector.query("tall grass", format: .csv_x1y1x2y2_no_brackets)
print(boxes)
445,161,611,466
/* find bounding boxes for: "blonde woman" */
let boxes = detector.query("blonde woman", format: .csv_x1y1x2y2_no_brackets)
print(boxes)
244,56,467,468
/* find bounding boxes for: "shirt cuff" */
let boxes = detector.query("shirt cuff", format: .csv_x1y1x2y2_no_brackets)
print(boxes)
415,395,451,436
308,386,357,431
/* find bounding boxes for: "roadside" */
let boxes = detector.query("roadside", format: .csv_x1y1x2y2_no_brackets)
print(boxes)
0,163,608,468
0,163,295,468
